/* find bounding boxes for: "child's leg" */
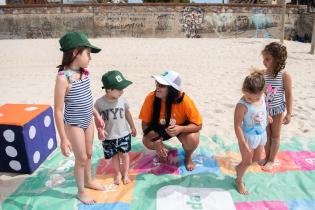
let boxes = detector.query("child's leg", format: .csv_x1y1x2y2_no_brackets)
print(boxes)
235,144,253,195
263,114,283,170
83,122,105,191
112,153,121,185
263,124,272,164
65,125,95,204
252,145,264,163
120,152,130,185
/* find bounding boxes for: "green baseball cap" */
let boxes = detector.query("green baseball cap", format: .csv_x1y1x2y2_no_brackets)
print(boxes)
59,32,101,53
102,70,132,90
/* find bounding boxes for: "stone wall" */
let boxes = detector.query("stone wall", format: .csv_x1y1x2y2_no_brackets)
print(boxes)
0,3,311,40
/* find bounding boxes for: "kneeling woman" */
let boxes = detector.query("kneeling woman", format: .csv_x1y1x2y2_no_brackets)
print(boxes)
139,70,202,171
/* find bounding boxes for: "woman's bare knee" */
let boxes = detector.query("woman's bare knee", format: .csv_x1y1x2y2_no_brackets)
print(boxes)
179,133,199,149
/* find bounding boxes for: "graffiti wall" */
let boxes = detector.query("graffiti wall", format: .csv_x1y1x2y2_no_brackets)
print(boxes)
0,4,311,40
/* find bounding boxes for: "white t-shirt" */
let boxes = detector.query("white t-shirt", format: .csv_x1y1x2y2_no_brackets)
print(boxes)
94,96,130,140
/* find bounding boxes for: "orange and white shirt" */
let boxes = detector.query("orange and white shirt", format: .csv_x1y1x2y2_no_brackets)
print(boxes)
139,91,202,126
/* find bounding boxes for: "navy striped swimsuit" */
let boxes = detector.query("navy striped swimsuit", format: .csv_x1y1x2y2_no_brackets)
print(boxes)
264,70,286,116
62,71,94,129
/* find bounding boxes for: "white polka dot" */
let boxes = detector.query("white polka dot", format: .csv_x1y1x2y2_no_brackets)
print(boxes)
33,151,40,164
29,126,36,139
9,160,21,171
25,106,38,111
5,146,18,157
48,138,54,150
44,115,51,127
3,129,15,142
0,113,3,117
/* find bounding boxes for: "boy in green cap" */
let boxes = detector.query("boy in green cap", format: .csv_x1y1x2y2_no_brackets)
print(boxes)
94,70,137,185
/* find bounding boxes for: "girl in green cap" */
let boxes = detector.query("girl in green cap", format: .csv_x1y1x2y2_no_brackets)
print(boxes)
54,32,104,204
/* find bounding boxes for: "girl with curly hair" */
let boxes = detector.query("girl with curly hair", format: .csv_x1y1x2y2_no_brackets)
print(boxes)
261,42,293,171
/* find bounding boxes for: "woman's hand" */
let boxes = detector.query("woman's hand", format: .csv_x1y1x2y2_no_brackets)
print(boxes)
60,138,72,157
165,125,183,137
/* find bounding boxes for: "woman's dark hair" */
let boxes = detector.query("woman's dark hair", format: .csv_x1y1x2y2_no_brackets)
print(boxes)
242,70,265,94
57,47,87,74
151,86,184,127
262,42,287,78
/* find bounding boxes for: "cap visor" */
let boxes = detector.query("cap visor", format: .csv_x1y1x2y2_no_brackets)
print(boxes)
85,44,101,53
116,80,133,90
151,75,169,85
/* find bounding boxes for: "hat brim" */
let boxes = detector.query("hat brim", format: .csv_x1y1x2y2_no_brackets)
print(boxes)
116,80,133,90
85,44,101,53
151,75,169,86
151,75,182,91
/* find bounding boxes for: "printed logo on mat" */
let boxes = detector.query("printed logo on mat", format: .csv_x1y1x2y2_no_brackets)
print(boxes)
156,185,236,210
305,158,315,166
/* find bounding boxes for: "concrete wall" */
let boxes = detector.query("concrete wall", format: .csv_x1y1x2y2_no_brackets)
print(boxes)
0,4,311,40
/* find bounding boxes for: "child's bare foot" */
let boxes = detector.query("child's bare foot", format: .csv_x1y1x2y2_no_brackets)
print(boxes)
77,191,95,205
235,180,249,195
114,173,122,185
85,180,106,191
184,155,196,171
262,161,274,171
257,159,267,166
122,174,130,185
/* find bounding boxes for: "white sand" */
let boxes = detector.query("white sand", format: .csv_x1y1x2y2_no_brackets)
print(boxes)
0,38,315,203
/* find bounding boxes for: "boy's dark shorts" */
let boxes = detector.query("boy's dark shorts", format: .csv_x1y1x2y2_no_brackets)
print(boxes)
102,134,131,159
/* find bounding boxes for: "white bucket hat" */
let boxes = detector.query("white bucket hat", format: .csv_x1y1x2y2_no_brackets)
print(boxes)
152,70,182,91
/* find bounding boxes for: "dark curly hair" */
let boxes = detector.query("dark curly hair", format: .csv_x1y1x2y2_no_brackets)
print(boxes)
242,70,265,94
262,42,287,78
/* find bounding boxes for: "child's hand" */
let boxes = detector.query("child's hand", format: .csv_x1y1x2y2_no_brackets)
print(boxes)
61,138,72,157
283,114,291,124
268,115,273,124
95,116,105,129
97,127,107,141
131,127,137,137
154,140,168,159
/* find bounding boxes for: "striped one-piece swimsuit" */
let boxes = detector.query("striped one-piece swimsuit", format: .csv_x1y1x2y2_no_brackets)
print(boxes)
62,71,94,129
264,70,286,116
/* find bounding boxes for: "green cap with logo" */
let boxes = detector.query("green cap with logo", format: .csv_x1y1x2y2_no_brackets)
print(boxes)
59,32,101,53
101,70,132,90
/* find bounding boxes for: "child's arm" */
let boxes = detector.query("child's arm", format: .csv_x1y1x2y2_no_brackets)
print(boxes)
93,108,105,129
54,76,72,157
234,104,250,154
125,109,137,137
283,71,293,124
263,93,273,124
93,106,107,140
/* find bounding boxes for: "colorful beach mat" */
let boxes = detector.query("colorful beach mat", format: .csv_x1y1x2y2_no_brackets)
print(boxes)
1,135,315,210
